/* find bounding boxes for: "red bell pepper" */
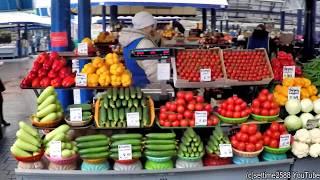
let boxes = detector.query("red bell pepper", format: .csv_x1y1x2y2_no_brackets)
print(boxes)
51,77,62,87
59,67,72,79
62,76,75,87
32,78,41,87
48,70,57,79
40,77,51,87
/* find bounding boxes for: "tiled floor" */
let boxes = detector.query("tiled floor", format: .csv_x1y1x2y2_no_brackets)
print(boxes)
0,58,36,180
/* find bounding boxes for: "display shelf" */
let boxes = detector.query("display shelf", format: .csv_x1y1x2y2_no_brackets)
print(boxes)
221,118,284,126
156,121,218,129
57,51,96,59
15,158,294,180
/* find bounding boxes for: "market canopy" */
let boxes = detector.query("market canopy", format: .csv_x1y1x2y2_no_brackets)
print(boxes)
0,12,51,26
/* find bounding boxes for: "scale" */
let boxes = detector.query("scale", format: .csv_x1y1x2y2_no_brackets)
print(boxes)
131,48,175,99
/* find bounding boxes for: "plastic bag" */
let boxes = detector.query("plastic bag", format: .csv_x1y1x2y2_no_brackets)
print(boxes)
17,161,44,169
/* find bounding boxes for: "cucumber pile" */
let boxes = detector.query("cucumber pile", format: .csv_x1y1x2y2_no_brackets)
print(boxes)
76,134,110,159
10,122,42,157
66,104,92,121
44,124,78,158
98,87,150,128
144,133,177,158
205,126,230,155
110,133,143,159
34,86,63,122
178,128,204,158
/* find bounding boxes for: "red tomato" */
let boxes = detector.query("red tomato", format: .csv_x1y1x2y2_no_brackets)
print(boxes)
278,124,287,133
164,121,171,127
233,112,241,118
248,124,258,135
195,103,204,111
189,120,195,127
187,103,195,111
226,111,233,118
261,109,269,116
220,110,227,117
159,113,168,120
184,110,193,119
212,117,219,126
177,91,186,99
266,129,272,137
262,102,271,110
169,103,177,112
177,114,183,121
176,98,186,106
236,133,242,141
159,120,165,126
249,136,257,144
177,105,185,113
172,121,180,127
270,122,280,132
185,92,194,101
263,136,271,146
241,111,248,118
240,102,247,110
196,96,204,103
204,104,212,113
165,102,171,109
231,139,239,149
246,143,256,152
246,108,252,115
260,89,269,95
238,142,246,151
270,102,278,109
272,132,281,140
227,104,234,111
240,133,249,142
252,108,260,115
240,124,249,133
255,132,263,140
235,98,243,105
258,94,267,102
168,113,177,122
234,105,241,112
269,109,277,116
255,142,263,151
226,98,234,105
180,119,189,127
269,140,279,148
267,94,274,101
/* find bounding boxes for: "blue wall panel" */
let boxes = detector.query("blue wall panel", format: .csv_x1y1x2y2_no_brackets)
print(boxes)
0,0,32,11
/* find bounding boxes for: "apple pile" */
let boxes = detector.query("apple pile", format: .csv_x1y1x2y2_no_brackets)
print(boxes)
231,124,264,152
21,52,75,88
217,95,251,118
159,91,219,127
223,50,272,81
176,50,223,82
263,122,292,148
251,89,280,116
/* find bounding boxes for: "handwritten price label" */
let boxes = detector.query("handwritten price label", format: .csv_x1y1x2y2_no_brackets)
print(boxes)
78,43,88,55
219,144,233,158
279,134,291,148
75,73,87,87
195,111,208,126
70,108,82,121
288,87,301,100
283,66,295,79
157,63,170,80
306,119,320,130
126,112,140,127
118,144,132,160
200,69,211,82
50,141,62,158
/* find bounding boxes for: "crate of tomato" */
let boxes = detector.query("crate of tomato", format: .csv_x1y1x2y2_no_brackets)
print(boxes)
222,48,274,86
172,48,227,88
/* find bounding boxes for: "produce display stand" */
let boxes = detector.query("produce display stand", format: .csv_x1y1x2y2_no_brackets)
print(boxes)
15,158,294,180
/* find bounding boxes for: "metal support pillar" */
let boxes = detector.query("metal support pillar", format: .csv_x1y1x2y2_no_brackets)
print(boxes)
102,5,106,32
50,0,73,110
110,5,118,28
303,0,316,61
220,20,223,32
210,9,216,31
297,9,303,35
78,0,93,103
17,24,21,57
225,20,229,31
202,9,207,31
280,11,285,31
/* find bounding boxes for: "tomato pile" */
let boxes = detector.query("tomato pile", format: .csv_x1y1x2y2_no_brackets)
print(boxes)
263,122,292,148
231,124,264,152
223,50,271,81
217,95,251,118
271,51,302,81
251,89,280,116
159,91,219,127
176,50,223,82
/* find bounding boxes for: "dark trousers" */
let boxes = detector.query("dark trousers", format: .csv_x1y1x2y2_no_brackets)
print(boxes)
0,93,3,139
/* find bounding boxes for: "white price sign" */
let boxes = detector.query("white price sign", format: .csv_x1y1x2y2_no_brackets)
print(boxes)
219,144,233,158
288,86,301,100
126,112,140,127
283,66,295,79
118,144,132,160
73,89,81,104
157,63,171,80
279,134,291,148
50,141,62,158
195,111,207,126
306,119,320,130
75,73,87,87
200,69,211,82
70,107,82,121
78,43,88,55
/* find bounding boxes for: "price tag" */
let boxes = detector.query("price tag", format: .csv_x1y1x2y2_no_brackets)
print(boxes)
75,73,87,87
200,69,211,82
73,89,81,104
50,141,61,158
306,119,319,130
157,63,170,80
195,111,208,126
126,112,140,127
288,87,301,100
118,144,132,160
283,66,295,79
70,108,82,121
72,59,79,73
78,43,88,55
219,144,233,158
279,134,291,148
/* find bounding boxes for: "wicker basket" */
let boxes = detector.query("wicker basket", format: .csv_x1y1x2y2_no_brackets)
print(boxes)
45,153,78,165
232,147,264,158
31,115,62,128
14,148,44,162
64,115,92,127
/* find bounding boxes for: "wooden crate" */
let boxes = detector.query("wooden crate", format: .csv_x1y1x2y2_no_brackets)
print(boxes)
172,48,227,88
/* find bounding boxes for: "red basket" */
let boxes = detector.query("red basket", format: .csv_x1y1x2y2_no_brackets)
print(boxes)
203,153,232,166
114,159,138,165
45,153,78,165
14,148,44,163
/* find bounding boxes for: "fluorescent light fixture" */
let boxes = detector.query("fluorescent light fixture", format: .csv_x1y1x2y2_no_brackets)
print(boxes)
258,0,285,3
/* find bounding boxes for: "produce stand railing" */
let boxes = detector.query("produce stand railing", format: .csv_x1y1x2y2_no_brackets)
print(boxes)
15,158,294,180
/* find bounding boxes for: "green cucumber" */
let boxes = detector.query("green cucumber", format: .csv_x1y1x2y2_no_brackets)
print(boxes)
112,88,117,101
77,139,110,149
122,99,127,107
99,101,107,126
109,100,115,108
110,146,141,153
119,108,125,121
141,98,147,107
124,88,130,100
14,139,39,152
130,107,136,113
107,108,113,121
75,134,109,143
119,88,124,99
127,99,132,108
136,87,142,99
82,111,92,121
111,139,141,147
144,150,176,157
206,145,214,154
133,99,139,108
81,152,110,159
110,152,141,159
111,134,142,141
146,133,176,140
67,104,91,111
19,121,38,137
16,129,40,147
113,108,119,122
37,95,56,111
103,97,109,109
36,104,57,118
11,145,32,157
145,139,176,145
106,88,112,99
40,112,57,122
129,87,136,99
44,124,70,143
145,144,176,151
79,146,108,154
137,107,142,121
62,149,72,158
124,108,130,115
37,86,55,104
142,106,149,126
116,99,121,108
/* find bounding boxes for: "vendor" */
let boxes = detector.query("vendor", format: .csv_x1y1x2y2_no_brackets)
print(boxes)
119,11,158,87
247,24,269,51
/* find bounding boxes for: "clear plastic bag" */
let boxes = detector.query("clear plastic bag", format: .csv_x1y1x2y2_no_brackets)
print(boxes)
113,160,142,171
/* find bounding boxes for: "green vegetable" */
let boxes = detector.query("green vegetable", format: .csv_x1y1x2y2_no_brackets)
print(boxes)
125,87,130,100
109,100,115,108
119,88,124,99
106,88,112,99
67,104,91,111
110,152,141,159
112,88,117,101
116,99,121,108
40,112,57,122
44,124,70,143
37,95,56,111
127,99,133,108
119,108,125,121
121,99,127,107
77,140,110,149
145,133,176,140
130,87,136,99
113,108,119,122
145,144,176,151
107,108,113,121
16,129,40,147
19,121,38,137
37,86,55,104
111,134,142,141
111,139,141,147
144,150,176,157
133,99,139,108
103,97,109,109
81,152,110,159
15,139,39,152
110,146,141,153
99,101,107,126
142,106,149,126
36,104,57,118
79,147,108,154
75,134,108,143
145,139,176,145
62,149,72,158
11,145,32,157
136,87,142,99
